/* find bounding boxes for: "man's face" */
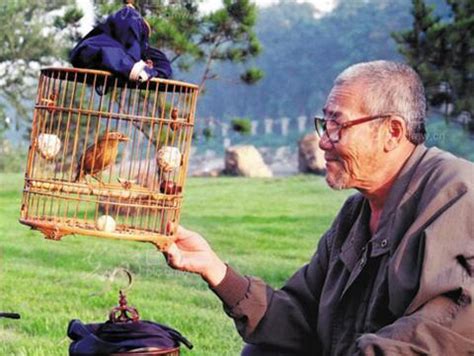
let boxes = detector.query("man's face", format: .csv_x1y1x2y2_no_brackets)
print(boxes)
319,83,385,190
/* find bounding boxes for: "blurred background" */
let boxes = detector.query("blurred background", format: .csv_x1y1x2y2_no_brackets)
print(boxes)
0,0,472,175
0,1,472,354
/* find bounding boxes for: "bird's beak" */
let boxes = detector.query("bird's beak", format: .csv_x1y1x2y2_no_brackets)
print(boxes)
119,136,130,142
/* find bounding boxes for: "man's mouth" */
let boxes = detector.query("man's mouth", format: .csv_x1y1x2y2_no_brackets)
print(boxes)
325,155,339,162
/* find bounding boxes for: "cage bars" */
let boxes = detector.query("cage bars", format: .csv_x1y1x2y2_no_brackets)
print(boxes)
20,68,199,249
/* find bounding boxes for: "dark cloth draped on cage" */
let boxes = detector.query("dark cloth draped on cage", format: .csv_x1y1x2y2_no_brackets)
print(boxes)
68,319,192,355
70,5,172,81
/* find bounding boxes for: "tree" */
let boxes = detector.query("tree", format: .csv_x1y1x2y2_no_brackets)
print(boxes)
392,0,474,131
96,0,263,92
0,1,82,130
0,1,83,172
196,0,413,120
231,117,251,135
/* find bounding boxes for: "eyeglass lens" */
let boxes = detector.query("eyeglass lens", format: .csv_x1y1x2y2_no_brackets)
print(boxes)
315,117,339,141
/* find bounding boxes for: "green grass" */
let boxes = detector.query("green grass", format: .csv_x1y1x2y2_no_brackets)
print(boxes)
0,173,351,355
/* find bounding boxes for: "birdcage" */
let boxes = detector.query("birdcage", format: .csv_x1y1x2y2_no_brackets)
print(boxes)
19,67,199,250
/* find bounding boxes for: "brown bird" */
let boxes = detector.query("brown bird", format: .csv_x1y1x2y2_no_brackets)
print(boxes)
75,131,129,183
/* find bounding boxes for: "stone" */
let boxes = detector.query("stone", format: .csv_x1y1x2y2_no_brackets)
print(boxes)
251,120,258,135
298,132,326,174
270,146,298,176
192,168,222,177
221,122,230,137
224,145,273,178
264,118,274,135
280,117,290,136
297,115,307,133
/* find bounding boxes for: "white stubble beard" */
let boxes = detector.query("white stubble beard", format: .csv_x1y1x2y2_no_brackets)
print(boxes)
325,161,351,190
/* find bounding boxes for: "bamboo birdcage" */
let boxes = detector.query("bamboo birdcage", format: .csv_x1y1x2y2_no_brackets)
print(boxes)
20,68,199,250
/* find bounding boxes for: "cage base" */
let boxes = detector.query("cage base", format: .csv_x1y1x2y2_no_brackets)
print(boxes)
19,218,174,251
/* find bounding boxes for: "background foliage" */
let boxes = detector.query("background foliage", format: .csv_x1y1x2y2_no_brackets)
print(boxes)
96,0,263,91
0,0,472,174
393,0,473,131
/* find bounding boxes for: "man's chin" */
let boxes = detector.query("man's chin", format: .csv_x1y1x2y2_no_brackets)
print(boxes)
325,174,349,191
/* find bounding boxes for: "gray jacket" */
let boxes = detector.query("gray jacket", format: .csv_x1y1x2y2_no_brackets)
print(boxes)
213,145,474,355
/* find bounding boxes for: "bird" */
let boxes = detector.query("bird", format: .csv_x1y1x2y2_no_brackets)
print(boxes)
75,131,129,184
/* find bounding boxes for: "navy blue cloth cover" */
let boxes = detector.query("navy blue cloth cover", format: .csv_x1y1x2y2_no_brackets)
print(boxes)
70,6,172,80
68,319,192,355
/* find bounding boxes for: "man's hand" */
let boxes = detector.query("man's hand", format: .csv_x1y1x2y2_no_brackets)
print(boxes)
164,226,227,287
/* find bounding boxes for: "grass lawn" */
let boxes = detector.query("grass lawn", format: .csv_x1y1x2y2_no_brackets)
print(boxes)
0,173,351,355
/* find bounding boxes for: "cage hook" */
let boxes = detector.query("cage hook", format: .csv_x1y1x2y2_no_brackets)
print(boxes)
108,289,140,323
108,269,139,323
110,267,134,292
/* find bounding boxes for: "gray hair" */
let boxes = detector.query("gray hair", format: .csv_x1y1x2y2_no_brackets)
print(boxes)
334,60,426,144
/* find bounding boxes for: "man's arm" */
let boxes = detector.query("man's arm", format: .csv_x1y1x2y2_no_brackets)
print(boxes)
165,225,334,354
164,225,228,287
356,291,474,355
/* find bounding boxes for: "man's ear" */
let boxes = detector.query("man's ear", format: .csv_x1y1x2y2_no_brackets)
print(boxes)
384,117,406,151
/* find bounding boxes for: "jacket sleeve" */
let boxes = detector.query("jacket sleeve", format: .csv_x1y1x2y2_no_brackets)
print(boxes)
212,228,333,353
356,181,474,355
144,47,173,79
356,292,474,355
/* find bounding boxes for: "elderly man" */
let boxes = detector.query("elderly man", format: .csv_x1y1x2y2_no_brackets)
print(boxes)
165,61,474,355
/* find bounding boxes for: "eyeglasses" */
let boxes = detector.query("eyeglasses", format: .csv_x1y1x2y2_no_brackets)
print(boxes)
314,114,394,143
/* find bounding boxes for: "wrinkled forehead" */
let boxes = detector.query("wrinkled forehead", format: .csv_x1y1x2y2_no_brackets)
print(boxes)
323,82,367,119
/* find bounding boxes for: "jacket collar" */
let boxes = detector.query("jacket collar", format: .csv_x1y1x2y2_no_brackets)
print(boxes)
370,144,429,256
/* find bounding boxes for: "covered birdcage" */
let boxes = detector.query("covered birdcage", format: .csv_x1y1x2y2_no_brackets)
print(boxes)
20,68,199,250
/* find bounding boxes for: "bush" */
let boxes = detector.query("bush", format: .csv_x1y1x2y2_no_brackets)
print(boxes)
231,117,252,135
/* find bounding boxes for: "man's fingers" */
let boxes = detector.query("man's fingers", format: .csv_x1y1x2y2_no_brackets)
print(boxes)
175,225,210,250
163,242,181,269
176,225,197,239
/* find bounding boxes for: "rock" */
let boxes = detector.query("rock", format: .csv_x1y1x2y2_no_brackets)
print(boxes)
193,169,222,177
270,146,298,176
260,146,298,176
298,132,326,174
224,145,273,178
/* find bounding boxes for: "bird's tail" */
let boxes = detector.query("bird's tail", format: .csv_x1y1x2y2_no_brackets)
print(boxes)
74,167,82,182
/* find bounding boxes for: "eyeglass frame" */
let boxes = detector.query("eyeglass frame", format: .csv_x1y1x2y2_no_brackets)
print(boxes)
314,113,397,143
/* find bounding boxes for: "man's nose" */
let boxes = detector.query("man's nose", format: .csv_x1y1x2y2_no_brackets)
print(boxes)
318,132,333,151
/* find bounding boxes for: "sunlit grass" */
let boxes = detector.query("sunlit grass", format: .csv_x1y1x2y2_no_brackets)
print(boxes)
0,173,351,355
